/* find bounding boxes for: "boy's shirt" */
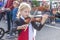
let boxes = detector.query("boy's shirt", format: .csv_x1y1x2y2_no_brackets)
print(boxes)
12,8,18,21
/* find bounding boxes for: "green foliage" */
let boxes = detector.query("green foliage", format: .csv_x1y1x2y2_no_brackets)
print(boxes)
32,0,40,7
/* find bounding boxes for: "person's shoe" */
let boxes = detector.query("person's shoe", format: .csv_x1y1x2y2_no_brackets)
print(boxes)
6,34,11,39
11,34,17,38
6,34,15,39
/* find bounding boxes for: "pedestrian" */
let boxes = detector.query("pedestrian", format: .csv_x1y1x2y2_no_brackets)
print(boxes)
5,0,14,32
9,1,19,38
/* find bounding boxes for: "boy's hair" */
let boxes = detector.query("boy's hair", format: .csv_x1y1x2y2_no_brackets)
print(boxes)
17,2,31,19
13,1,19,5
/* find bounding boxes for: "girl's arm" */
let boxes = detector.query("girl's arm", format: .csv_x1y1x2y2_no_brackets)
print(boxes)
31,14,48,31
14,19,26,30
17,24,28,30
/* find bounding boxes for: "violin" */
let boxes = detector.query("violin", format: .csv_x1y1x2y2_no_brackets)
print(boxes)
24,17,31,24
24,16,42,24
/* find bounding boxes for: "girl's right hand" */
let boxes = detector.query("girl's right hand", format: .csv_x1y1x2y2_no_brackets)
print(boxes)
17,24,28,30
22,24,28,31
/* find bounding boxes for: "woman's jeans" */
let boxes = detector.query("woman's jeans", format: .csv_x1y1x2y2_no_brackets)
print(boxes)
5,10,12,32
5,10,17,36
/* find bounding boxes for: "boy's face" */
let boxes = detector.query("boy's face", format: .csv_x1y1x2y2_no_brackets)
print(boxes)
21,8,30,18
13,3,19,7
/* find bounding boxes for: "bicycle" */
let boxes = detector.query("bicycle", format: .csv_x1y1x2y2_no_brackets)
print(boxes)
0,28,5,39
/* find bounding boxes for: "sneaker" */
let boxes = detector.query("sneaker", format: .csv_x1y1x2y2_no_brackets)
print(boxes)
6,35,15,39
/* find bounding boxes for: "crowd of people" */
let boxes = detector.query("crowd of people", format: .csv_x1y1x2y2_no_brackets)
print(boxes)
0,0,60,40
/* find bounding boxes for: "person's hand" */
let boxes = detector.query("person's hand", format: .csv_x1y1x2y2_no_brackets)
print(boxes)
42,14,49,19
1,7,5,11
22,24,28,31
50,16,56,19
41,14,49,24
35,18,42,22
17,24,28,30
6,8,11,11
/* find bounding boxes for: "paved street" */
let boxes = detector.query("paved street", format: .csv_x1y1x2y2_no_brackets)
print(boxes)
0,19,60,40
36,23,60,40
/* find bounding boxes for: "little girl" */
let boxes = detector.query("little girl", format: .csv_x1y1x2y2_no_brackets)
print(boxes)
15,2,48,40
15,2,31,40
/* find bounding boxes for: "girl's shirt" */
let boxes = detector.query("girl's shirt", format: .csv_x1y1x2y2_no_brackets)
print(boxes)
20,16,34,40
29,23,34,40
21,16,34,40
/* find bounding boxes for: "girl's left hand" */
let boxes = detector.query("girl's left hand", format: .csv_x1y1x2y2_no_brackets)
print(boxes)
41,14,49,24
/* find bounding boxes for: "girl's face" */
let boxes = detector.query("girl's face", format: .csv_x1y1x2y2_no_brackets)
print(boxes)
21,8,30,18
